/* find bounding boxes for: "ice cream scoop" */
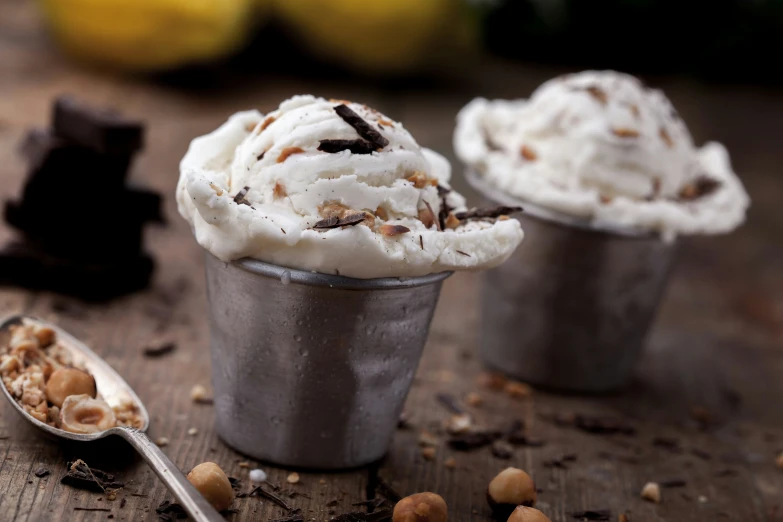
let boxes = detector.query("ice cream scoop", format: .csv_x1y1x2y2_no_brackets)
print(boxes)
454,70,749,239
178,95,523,278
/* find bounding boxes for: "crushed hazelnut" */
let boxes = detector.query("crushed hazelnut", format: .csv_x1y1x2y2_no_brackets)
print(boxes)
277,147,305,163
33,326,56,348
487,467,537,515
418,207,437,229
45,368,96,408
319,202,351,219
466,392,483,407
378,119,394,127
287,472,300,484
619,514,629,522
380,224,410,237
418,430,439,447
208,183,224,196
444,457,457,469
776,452,783,469
407,171,429,189
273,182,287,199
698,495,708,504
584,85,608,105
477,372,507,391
393,492,448,522
612,128,640,138
507,506,551,522
187,462,233,511
504,381,532,399
444,213,460,229
641,482,661,503
375,206,389,221
187,427,199,436
421,447,436,461
520,145,538,161
155,437,170,447
190,384,208,403
629,104,640,118
659,127,674,148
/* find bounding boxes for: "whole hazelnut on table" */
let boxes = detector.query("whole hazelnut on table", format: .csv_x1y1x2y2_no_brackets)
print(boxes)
393,492,448,522
45,368,96,408
507,506,551,522
186,462,233,512
487,467,537,516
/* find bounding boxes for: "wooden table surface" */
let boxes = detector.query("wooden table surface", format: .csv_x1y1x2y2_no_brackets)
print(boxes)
1,3,782,521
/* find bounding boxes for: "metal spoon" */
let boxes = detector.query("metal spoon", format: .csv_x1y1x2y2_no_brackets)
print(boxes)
0,315,224,522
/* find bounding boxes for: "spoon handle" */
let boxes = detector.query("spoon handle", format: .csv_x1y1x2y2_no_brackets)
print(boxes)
115,427,224,521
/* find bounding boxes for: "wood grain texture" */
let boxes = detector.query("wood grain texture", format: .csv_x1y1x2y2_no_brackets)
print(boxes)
0,1,782,520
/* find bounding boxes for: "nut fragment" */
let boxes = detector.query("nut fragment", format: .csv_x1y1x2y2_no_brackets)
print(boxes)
612,128,640,138
520,145,537,161
287,472,300,484
190,384,208,403
187,462,233,512
375,206,389,221
421,447,436,461
187,427,199,436
393,492,448,522
477,372,507,391
659,127,673,148
487,467,537,516
776,452,783,469
444,413,473,434
504,381,532,399
33,326,56,348
60,394,116,434
273,182,287,199
641,482,661,503
277,147,305,163
155,437,170,447
466,392,483,407
418,430,439,447
407,171,429,189
444,213,460,229
418,207,437,229
507,506,551,522
45,368,97,408
444,457,457,469
380,224,411,237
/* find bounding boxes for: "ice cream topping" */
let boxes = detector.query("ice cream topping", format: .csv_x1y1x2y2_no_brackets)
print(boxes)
454,71,750,238
178,95,523,278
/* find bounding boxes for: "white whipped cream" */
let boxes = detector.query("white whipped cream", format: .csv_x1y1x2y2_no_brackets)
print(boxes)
454,71,750,239
178,95,523,278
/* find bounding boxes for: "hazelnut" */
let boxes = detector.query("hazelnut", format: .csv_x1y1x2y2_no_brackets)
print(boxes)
393,492,448,522
60,394,116,434
507,506,551,522
190,384,208,402
421,447,436,461
504,381,532,399
640,482,661,503
287,472,300,484
45,368,97,408
465,392,482,407
33,326,56,347
487,467,536,516
186,462,233,512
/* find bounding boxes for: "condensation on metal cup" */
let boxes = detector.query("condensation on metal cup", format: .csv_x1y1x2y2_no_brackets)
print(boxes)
466,170,678,392
203,253,451,469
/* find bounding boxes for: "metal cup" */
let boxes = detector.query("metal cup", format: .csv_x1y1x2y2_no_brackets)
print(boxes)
466,171,677,392
203,253,450,469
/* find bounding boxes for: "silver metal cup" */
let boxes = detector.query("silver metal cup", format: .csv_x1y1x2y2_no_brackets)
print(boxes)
466,171,677,392
203,253,450,469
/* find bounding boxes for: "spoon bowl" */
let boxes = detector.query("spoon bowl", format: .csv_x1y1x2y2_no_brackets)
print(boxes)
0,314,223,521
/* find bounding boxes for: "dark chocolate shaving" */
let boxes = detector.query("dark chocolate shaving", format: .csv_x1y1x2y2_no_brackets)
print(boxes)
249,485,295,512
34,467,50,478
61,461,124,492
318,139,376,155
570,510,611,521
679,176,722,201
333,510,392,522
660,479,687,488
234,186,251,206
374,476,402,503
313,213,367,230
435,393,464,414
436,185,451,197
491,440,514,459
448,430,503,451
74,508,111,512
257,151,266,161
574,415,636,436
228,477,242,489
156,500,187,521
143,340,176,358
454,206,523,221
456,250,471,257
652,436,682,452
334,105,389,149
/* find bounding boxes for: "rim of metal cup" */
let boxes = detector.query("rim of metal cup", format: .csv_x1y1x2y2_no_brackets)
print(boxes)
231,257,452,290
464,168,656,239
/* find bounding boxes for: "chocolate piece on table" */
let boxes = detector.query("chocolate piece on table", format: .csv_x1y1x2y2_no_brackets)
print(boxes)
53,96,144,156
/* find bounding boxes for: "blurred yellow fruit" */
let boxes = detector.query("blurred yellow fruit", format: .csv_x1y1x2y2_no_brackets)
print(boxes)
39,0,266,71
274,0,464,73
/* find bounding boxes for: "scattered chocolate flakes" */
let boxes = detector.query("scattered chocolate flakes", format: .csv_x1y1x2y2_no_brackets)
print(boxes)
257,150,266,161
491,440,514,459
228,477,242,489
454,206,522,221
379,224,410,237
318,139,376,155
61,460,124,492
574,415,636,436
249,485,295,512
120,498,127,508
155,500,187,521
419,235,424,249
520,144,538,161
544,454,578,469
397,411,412,430
612,128,640,138
679,176,722,201
374,476,402,503
74,507,111,512
570,510,611,521
314,213,367,230
333,510,392,522
277,147,305,163
659,127,674,148
260,116,276,131
456,250,471,257
270,515,304,522
34,467,50,478
436,393,464,414
448,430,503,451
584,85,608,105
418,203,438,230
660,479,687,488
334,104,389,149
436,185,451,197
143,340,176,358
233,186,252,206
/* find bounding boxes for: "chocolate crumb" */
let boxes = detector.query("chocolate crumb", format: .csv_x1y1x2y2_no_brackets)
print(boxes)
34,467,50,478
612,128,640,138
281,228,287,235
379,224,410,237
249,485,295,512
155,500,187,521
143,340,176,358
277,147,305,163
690,448,712,460
62,460,124,492
659,127,674,147
334,105,389,149
455,206,522,221
491,440,514,459
436,185,451,197
419,235,424,249
570,510,611,521
375,476,402,504
456,250,470,257
233,186,251,206
318,139,376,155
120,498,126,509
314,213,367,230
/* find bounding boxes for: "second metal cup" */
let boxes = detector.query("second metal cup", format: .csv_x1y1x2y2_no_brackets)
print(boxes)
204,253,450,469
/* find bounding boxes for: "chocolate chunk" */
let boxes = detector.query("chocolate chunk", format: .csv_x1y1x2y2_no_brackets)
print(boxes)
53,96,144,155
318,139,376,155
61,460,124,492
679,176,722,201
313,213,367,230
334,105,389,149
454,206,523,221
